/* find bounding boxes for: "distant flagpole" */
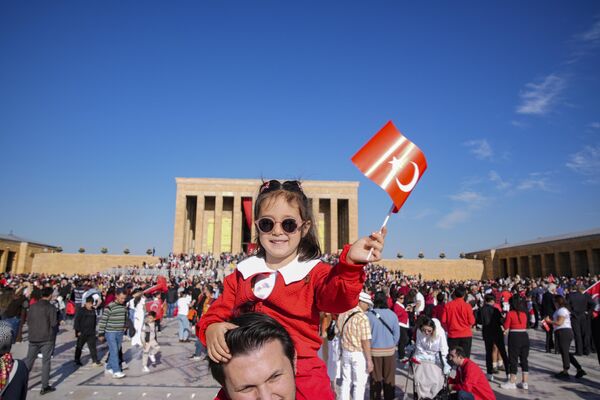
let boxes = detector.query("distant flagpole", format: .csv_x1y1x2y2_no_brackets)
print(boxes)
366,203,396,262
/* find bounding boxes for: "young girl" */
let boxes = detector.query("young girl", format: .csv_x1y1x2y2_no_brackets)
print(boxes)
199,179,386,400
141,311,160,372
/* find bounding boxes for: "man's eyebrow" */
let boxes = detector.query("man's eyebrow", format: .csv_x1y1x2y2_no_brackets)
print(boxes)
233,369,284,392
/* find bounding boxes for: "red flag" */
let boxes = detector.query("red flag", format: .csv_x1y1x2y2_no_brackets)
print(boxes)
352,121,427,212
584,281,600,318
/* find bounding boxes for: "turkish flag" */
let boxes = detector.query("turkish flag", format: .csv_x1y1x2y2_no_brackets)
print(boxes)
352,121,427,212
584,281,600,318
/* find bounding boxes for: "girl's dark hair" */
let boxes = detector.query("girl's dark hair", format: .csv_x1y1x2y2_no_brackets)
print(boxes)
436,292,445,304
509,295,527,323
554,294,568,309
373,291,388,309
416,315,436,334
254,180,321,261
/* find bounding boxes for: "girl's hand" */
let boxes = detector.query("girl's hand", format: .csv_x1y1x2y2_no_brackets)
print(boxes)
206,322,238,363
347,227,387,264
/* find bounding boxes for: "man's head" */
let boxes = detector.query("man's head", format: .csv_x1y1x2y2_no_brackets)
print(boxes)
115,288,127,304
448,346,467,367
358,292,373,311
209,313,296,400
41,287,53,299
84,296,94,310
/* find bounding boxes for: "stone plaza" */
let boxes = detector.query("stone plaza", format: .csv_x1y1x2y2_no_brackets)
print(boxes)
12,315,599,400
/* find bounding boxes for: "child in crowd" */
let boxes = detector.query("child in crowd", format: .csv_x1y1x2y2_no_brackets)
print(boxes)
200,179,386,400
141,311,160,373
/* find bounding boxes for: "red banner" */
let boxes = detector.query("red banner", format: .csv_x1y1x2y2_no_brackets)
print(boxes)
242,197,253,230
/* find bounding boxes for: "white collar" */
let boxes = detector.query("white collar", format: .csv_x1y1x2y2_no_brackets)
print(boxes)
237,256,321,285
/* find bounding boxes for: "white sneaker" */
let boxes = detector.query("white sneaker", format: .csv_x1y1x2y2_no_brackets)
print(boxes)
121,362,128,370
149,355,156,363
37,353,43,359
517,382,528,390
112,371,126,379
105,369,113,375
501,382,517,389
142,366,150,373
487,374,495,382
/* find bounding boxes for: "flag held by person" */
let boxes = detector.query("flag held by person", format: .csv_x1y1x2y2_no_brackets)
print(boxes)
584,281,600,318
352,121,427,212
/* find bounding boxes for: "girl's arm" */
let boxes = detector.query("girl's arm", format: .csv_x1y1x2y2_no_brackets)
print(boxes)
552,315,565,327
198,272,238,346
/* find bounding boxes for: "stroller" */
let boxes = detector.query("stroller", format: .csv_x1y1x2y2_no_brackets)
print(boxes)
403,353,450,400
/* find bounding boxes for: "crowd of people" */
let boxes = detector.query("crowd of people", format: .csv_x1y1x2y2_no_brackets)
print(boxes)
0,179,598,400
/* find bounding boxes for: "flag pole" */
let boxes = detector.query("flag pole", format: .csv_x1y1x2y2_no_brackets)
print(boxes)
366,203,396,262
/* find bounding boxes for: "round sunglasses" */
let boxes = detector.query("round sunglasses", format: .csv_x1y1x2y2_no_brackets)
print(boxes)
255,217,304,234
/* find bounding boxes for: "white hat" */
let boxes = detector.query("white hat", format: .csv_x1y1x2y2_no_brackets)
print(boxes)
359,292,373,306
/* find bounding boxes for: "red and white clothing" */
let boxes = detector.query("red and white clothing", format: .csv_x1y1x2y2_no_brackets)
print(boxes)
392,301,409,328
200,245,365,400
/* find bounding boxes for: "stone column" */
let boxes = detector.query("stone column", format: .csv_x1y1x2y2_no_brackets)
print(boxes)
172,191,186,254
330,198,338,253
194,196,205,254
312,197,321,251
570,250,577,277
0,249,8,273
232,196,242,254
16,242,29,274
250,197,256,244
348,196,359,244
213,195,223,255
586,248,596,275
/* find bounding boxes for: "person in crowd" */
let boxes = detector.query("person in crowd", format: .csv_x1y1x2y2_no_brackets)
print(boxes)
166,281,178,318
546,295,587,379
541,283,557,353
392,292,410,360
176,288,192,342
0,321,29,400
2,286,28,344
74,296,102,367
413,315,451,374
447,346,496,400
338,292,373,400
24,286,57,395
141,311,160,373
567,284,594,356
199,179,385,400
98,288,128,379
479,294,508,381
367,291,399,400
128,288,145,347
441,286,475,358
209,312,296,400
501,296,530,390
431,291,446,321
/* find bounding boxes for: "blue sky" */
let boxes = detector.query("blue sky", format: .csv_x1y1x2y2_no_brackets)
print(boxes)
1,1,599,259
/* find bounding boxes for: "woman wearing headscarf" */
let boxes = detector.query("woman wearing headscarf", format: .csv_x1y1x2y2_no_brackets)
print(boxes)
0,321,29,399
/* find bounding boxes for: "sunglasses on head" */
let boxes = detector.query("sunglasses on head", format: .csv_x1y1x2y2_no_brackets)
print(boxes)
259,180,303,194
256,217,304,234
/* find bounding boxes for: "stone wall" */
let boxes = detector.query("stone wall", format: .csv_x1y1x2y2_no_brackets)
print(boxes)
378,258,485,281
31,253,160,275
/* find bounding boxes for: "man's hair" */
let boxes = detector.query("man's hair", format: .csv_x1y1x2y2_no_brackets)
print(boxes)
209,312,295,386
116,288,126,296
450,345,467,358
41,287,53,298
484,293,495,303
373,291,388,309
453,286,466,299
85,296,94,303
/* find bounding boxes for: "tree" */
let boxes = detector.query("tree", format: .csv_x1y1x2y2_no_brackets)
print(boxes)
78,247,85,254
123,248,130,255
146,249,153,255
418,251,424,259
439,252,446,259
459,252,466,259
101,247,108,254
56,246,63,253
396,252,404,259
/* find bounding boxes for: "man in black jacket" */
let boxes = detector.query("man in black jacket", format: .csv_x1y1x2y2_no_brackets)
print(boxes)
480,294,509,381
540,283,557,353
74,296,101,366
24,287,57,395
568,285,595,356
